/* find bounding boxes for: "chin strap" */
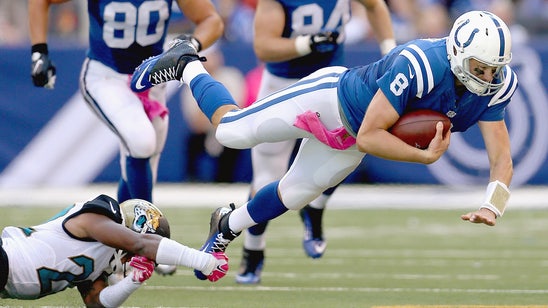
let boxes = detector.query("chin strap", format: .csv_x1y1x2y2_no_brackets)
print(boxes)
480,180,510,218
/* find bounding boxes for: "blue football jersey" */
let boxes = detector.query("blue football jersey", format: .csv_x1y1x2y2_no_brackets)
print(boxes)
87,0,173,74
337,38,519,135
266,0,350,78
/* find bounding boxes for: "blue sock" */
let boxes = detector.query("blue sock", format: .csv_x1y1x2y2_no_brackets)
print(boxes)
247,181,288,224
247,192,268,235
190,74,238,121
248,221,268,235
124,156,153,202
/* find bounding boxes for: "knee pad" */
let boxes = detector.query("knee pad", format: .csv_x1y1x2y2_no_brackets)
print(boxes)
278,181,323,211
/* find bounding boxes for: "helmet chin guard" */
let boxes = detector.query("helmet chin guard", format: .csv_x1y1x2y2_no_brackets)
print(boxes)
447,11,512,96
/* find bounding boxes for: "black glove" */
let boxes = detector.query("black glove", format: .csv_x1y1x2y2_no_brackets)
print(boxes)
31,43,56,89
172,34,202,52
309,31,339,53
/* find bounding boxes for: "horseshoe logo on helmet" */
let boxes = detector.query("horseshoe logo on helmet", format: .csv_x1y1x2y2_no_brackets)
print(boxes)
454,19,479,49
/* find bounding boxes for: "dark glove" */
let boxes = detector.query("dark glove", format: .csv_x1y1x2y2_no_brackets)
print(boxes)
31,43,56,89
172,34,202,52
309,31,339,53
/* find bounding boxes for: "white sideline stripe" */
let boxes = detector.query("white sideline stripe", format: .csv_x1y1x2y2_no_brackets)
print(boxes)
0,183,547,209
143,285,548,294
0,93,119,188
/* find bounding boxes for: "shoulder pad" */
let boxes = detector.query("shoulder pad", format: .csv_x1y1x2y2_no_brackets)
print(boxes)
488,66,518,107
80,194,123,223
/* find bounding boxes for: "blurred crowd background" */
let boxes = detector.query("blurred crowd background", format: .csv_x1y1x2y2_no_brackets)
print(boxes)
1,0,547,47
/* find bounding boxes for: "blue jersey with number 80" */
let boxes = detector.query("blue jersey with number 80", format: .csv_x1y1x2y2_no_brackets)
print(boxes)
87,0,173,74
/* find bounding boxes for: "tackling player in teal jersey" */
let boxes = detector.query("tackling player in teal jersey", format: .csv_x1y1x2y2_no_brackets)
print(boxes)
0,195,228,306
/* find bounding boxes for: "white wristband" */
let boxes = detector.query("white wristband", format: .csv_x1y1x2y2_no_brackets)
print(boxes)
379,38,397,55
295,35,312,56
479,180,510,218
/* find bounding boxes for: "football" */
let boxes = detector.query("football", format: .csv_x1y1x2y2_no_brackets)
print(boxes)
389,109,451,149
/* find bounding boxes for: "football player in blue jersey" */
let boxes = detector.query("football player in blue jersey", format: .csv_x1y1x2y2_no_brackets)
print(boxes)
0,195,228,306
131,10,517,281
238,0,396,284
28,0,223,276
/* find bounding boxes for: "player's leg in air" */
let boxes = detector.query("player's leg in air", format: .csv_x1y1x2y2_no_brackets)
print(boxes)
236,139,335,283
130,39,363,281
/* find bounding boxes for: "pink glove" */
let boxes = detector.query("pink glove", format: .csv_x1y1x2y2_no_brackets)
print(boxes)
207,252,229,282
129,255,155,283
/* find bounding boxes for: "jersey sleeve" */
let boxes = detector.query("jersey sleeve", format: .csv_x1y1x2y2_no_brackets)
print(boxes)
480,66,518,121
376,55,418,115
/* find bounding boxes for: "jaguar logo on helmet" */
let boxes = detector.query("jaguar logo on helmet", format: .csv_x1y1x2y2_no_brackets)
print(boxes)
120,199,164,234
446,11,512,96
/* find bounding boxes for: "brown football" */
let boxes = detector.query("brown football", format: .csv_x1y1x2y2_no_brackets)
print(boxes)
389,109,451,149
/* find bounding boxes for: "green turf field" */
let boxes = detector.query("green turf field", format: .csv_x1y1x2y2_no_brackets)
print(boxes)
2,206,548,307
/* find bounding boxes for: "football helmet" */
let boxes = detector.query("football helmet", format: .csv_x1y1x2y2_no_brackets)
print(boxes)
446,11,512,96
120,199,170,238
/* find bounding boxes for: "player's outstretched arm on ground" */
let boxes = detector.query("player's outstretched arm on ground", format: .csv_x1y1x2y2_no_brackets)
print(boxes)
96,256,155,307
68,210,230,283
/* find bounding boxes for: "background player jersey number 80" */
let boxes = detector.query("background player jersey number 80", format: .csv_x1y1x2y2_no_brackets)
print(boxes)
102,1,169,49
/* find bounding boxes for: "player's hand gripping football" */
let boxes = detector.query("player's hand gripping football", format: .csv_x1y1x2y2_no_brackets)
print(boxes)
207,252,229,282
31,48,56,89
424,122,451,164
309,31,339,53
129,255,155,283
461,208,497,226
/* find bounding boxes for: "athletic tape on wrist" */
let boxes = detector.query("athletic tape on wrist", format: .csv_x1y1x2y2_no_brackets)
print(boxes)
379,39,397,55
479,180,510,218
295,35,312,56
190,37,202,52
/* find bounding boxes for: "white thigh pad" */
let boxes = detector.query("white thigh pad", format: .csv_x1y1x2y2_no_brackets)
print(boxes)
278,138,364,210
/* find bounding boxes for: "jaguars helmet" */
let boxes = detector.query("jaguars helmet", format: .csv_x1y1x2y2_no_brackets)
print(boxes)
446,11,512,96
119,199,170,238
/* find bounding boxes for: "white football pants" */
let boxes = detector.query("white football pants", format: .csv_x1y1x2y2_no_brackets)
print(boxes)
216,66,365,209
79,58,168,183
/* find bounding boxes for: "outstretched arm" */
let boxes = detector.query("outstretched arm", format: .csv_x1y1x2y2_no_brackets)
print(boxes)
77,256,155,307
66,213,229,282
461,120,513,226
